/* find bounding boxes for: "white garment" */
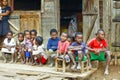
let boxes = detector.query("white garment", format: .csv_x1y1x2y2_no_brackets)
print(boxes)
0,7,2,13
1,38,16,54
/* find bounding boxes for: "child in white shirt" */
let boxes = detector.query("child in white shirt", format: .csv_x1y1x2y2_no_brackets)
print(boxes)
32,36,47,65
1,31,16,63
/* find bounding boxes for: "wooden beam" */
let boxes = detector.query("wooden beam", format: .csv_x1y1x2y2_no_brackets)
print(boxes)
41,0,44,13
8,20,19,31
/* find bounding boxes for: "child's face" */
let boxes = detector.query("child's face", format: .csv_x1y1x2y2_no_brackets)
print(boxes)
75,35,83,43
7,33,12,40
25,32,30,39
2,0,8,6
60,33,67,42
67,38,72,45
98,31,105,40
51,32,57,39
31,32,36,39
18,35,24,42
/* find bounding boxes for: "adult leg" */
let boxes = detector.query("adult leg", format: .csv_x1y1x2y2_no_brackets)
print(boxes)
104,51,111,75
2,52,7,63
68,50,76,69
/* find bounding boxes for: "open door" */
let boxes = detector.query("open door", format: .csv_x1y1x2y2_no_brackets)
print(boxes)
60,0,83,36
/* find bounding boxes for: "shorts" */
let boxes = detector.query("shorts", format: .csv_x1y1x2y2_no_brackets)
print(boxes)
26,51,31,58
58,54,70,63
1,48,15,54
90,52,106,61
75,56,87,62
36,55,48,64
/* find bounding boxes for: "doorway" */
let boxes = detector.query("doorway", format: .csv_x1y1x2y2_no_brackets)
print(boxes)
60,0,83,35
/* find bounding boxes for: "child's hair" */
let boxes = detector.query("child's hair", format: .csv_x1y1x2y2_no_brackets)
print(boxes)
24,30,30,35
18,32,24,37
68,36,74,41
75,32,83,38
50,29,58,35
36,36,43,45
96,29,105,35
30,29,37,35
7,31,13,35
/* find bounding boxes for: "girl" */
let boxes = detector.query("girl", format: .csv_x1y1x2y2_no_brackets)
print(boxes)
30,29,37,45
32,36,47,66
1,31,15,63
24,30,32,64
0,0,11,42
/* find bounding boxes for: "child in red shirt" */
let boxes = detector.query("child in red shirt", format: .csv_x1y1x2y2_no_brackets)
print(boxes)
87,29,111,75
56,32,70,63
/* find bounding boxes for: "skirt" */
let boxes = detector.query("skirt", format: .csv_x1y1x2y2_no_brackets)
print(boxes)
0,21,10,36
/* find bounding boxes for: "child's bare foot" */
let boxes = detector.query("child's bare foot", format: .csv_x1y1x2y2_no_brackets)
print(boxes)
77,64,81,70
49,63,54,67
71,64,76,70
39,63,43,67
9,60,14,64
21,60,25,64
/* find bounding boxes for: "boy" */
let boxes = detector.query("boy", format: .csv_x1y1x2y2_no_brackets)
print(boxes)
56,32,70,63
15,32,25,63
68,32,91,70
87,29,111,75
47,29,60,67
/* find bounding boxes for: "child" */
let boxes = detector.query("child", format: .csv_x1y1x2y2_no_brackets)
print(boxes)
87,29,111,75
32,36,47,65
15,32,25,63
67,36,73,45
1,31,15,63
47,29,60,67
56,32,70,63
30,29,37,45
68,32,91,70
24,30,32,64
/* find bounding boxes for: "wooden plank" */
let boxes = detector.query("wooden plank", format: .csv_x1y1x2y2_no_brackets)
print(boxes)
85,15,97,43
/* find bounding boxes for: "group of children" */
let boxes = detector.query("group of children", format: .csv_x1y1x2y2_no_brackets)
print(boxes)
1,28,111,75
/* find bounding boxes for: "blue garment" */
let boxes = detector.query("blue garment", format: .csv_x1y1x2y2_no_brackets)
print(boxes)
26,51,31,58
47,37,60,51
71,42,87,54
0,6,11,36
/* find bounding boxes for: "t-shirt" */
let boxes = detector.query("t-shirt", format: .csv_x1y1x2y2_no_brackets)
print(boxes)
2,6,11,21
47,37,60,51
3,38,15,46
24,39,32,49
71,42,87,54
87,38,108,51
58,40,70,54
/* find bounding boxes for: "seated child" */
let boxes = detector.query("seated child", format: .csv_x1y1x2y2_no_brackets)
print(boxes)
47,29,60,67
1,31,16,63
87,29,111,75
30,29,37,63
15,32,25,63
67,36,73,45
68,32,91,70
24,30,32,64
32,36,47,65
56,32,70,63
30,29,37,45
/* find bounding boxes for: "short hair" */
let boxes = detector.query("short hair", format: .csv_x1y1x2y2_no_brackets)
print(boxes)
36,36,43,45
96,29,105,35
30,29,37,35
75,32,83,38
68,36,74,41
24,30,30,35
50,29,58,35
18,32,24,37
7,31,13,35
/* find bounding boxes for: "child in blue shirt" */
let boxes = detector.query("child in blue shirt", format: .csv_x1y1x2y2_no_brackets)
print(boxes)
68,32,91,70
47,29,60,67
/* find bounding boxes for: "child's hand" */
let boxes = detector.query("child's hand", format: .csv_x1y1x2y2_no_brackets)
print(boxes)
7,46,11,51
94,49,100,55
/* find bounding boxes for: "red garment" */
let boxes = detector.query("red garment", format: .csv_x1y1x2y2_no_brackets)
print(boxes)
58,40,70,54
87,38,108,49
36,56,47,64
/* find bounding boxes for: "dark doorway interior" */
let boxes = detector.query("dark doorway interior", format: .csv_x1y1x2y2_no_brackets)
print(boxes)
60,0,82,33
14,0,41,10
